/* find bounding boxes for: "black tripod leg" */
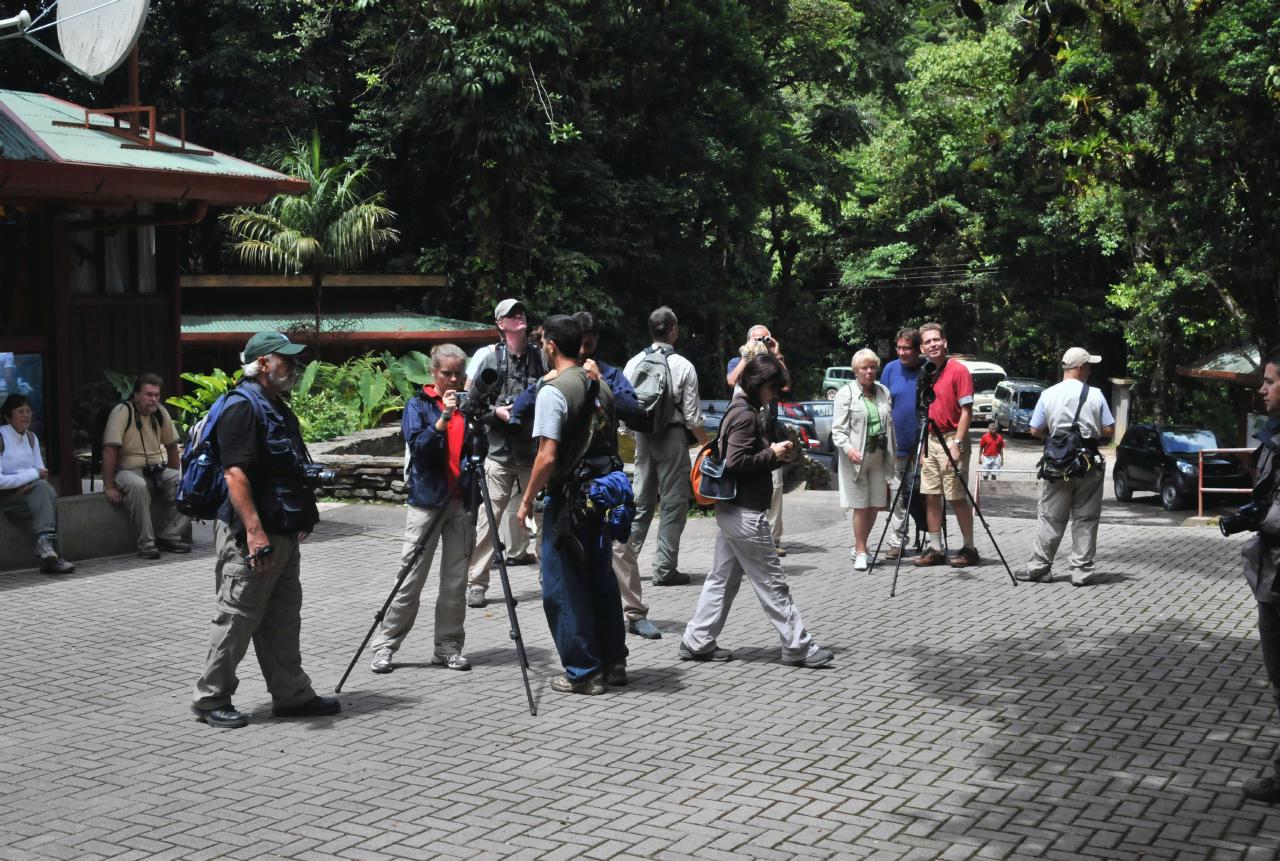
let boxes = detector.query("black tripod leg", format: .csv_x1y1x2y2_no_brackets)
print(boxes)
335,520,438,693
870,453,914,571
476,465,538,716
889,426,931,598
930,422,1018,586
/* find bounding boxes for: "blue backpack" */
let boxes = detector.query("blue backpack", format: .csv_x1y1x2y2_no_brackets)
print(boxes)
176,388,260,520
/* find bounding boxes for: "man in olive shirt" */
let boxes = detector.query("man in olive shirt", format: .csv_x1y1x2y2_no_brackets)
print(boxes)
102,372,190,559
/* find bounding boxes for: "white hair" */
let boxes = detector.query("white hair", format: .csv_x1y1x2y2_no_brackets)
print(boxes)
240,353,263,378
851,348,881,370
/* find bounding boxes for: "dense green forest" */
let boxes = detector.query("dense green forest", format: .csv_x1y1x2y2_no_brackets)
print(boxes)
4,0,1278,417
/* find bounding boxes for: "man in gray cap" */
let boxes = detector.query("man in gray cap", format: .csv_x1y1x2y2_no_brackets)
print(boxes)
1017,346,1115,586
463,299,545,607
191,331,340,728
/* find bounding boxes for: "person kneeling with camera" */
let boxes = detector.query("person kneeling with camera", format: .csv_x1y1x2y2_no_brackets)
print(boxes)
369,345,478,675
1238,353,1280,802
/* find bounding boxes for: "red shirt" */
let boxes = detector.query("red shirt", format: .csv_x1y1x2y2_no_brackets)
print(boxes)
979,432,1005,457
926,358,974,433
424,385,466,496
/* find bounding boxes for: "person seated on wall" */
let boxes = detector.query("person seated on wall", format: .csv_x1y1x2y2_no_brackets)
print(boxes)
0,394,74,574
102,373,191,560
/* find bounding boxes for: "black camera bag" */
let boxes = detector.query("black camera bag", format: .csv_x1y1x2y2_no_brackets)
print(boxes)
1037,383,1101,482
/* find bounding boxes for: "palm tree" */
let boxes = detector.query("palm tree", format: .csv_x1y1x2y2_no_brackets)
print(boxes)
222,130,399,358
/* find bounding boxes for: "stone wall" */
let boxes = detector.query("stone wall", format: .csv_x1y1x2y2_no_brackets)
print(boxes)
308,426,407,502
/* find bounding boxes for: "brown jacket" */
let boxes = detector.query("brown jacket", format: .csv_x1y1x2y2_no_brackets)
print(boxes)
719,393,782,511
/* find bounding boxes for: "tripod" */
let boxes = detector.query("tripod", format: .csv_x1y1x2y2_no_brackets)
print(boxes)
870,408,1018,597
336,416,538,716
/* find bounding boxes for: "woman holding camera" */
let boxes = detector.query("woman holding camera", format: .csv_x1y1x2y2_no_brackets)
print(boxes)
0,394,74,574
370,344,477,674
680,353,833,669
833,349,897,572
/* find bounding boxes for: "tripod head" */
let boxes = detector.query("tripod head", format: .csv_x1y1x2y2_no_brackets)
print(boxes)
915,359,940,417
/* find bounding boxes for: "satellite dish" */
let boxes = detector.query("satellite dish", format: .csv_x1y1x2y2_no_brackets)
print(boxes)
57,0,150,80
0,0,149,82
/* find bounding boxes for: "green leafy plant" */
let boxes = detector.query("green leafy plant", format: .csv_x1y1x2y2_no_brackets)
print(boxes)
290,389,355,443
166,369,243,435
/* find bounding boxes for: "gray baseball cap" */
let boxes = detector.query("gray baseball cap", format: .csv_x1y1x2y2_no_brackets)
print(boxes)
494,298,525,320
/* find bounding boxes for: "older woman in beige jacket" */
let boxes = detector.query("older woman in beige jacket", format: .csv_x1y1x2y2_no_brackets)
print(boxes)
832,348,897,571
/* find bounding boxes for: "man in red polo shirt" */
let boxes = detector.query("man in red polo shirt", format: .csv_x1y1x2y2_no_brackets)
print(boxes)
916,322,979,567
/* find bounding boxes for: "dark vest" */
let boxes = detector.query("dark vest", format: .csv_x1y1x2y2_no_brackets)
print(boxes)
218,380,320,534
547,366,617,491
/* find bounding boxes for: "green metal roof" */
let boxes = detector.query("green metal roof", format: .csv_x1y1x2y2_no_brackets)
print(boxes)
0,89,293,182
182,312,491,335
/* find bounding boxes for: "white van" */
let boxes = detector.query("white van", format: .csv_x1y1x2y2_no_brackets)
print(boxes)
955,359,1006,425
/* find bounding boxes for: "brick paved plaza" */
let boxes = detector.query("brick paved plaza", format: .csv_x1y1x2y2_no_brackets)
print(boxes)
3,486,1280,859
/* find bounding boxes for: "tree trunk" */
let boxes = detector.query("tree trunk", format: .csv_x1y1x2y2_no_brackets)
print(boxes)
312,271,324,360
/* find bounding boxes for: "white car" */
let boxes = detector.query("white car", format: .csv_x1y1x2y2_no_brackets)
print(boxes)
956,359,1006,425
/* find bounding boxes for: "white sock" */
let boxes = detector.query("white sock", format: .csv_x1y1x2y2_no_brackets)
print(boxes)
929,532,943,550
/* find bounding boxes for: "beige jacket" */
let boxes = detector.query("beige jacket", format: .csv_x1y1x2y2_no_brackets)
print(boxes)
831,381,896,482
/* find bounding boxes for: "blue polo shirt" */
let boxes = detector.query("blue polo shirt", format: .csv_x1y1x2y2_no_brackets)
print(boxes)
880,359,922,457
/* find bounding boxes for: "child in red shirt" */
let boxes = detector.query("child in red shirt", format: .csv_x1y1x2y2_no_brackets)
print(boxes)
979,422,1004,480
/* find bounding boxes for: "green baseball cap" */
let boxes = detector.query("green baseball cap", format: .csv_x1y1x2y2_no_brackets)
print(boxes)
243,331,306,363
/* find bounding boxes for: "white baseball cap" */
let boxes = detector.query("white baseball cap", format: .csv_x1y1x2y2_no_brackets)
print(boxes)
1061,347,1101,369
494,298,525,320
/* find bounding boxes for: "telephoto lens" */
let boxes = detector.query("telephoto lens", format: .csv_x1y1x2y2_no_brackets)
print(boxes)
1221,502,1264,537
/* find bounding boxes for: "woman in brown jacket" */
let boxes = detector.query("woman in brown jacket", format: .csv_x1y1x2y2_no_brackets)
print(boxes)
679,354,834,668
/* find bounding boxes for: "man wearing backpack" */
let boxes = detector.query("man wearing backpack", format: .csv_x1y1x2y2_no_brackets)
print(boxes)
516,314,628,694
101,372,190,559
191,331,339,729
463,298,545,608
624,306,709,586
1016,347,1114,586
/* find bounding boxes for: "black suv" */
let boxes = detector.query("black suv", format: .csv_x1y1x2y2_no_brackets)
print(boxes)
1113,424,1249,510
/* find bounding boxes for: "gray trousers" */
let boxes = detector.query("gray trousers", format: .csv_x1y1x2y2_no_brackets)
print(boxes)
629,425,692,580
115,467,188,550
611,538,650,621
683,502,814,662
467,460,537,590
886,457,909,548
0,479,58,537
372,498,475,657
192,522,317,711
1026,468,1105,581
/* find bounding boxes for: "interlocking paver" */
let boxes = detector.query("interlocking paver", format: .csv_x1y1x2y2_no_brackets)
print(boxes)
3,487,1280,857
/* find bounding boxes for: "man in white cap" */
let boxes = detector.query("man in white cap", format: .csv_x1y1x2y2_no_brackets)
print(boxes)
1017,347,1114,586
464,298,545,607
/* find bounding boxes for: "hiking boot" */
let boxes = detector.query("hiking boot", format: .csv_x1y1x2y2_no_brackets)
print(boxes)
550,674,605,695
884,545,904,560
504,552,537,566
949,546,980,567
40,557,74,575
678,642,733,662
915,548,946,566
783,646,835,669
370,647,395,674
35,533,58,561
466,586,486,608
775,544,787,557
1015,570,1051,583
273,695,341,718
1244,773,1280,803
432,653,472,671
603,663,628,686
628,618,662,639
139,545,161,560
157,539,192,554
652,570,691,586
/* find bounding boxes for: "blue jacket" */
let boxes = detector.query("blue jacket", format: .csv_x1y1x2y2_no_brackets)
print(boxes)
510,360,641,427
402,388,475,510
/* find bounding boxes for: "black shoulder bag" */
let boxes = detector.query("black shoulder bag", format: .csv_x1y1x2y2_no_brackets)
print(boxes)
1037,383,1102,482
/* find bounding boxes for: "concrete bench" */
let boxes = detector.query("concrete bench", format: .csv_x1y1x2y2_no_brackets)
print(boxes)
1,492,189,572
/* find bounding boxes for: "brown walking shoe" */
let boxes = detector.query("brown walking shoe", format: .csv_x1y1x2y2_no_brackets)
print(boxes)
949,546,980,567
884,545,903,561
915,548,946,566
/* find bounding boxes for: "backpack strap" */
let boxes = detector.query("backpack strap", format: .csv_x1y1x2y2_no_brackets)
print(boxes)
0,429,37,457
1068,382,1089,432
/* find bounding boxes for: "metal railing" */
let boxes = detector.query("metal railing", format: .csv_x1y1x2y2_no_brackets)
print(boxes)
1197,448,1254,518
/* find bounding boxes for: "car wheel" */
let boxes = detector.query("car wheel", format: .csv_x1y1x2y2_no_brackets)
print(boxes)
825,388,837,400
1113,468,1133,502
1159,477,1185,511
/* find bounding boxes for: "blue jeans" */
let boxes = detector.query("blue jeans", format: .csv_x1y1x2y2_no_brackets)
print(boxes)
540,495,629,681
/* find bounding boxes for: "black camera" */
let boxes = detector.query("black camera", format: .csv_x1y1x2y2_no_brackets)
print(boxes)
458,367,501,419
143,463,166,482
1221,501,1266,537
303,463,336,487
916,360,939,409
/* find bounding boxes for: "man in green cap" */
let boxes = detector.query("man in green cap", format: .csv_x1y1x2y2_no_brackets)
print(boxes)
191,332,340,728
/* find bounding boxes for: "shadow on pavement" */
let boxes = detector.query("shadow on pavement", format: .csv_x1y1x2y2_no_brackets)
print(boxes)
900,618,1274,854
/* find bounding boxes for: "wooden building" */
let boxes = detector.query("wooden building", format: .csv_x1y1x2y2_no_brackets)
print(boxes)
0,89,307,494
